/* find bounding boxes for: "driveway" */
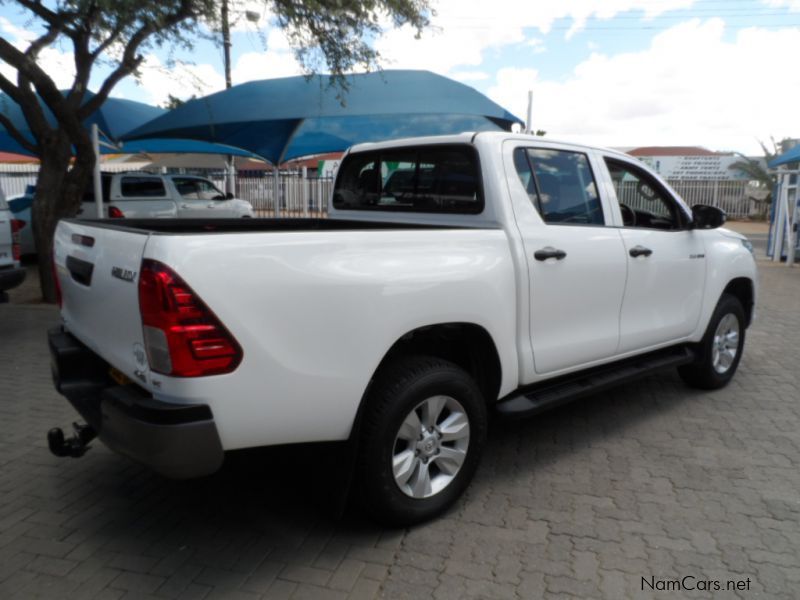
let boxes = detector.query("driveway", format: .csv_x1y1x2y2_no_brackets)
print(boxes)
1,256,798,599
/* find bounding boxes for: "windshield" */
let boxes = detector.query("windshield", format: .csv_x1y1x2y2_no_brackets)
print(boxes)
173,177,225,200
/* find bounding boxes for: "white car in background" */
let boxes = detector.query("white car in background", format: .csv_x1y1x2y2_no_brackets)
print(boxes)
9,173,254,254
76,173,254,219
0,191,25,302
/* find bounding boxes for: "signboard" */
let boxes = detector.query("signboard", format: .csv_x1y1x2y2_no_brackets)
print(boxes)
317,159,340,178
636,155,759,181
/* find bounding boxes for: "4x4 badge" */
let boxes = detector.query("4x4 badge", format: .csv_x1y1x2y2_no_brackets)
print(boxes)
111,266,137,282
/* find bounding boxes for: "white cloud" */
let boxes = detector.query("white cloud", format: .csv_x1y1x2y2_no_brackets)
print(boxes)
232,50,304,82
0,16,35,44
527,38,547,54
37,48,77,89
487,19,800,154
375,0,694,75
449,70,490,82
0,16,76,89
231,28,304,83
135,55,225,106
762,0,800,11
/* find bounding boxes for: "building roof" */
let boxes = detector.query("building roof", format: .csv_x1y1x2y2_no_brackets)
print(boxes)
627,146,720,157
0,151,38,163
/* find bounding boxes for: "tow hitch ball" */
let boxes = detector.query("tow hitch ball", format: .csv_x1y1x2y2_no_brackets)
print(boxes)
47,422,96,458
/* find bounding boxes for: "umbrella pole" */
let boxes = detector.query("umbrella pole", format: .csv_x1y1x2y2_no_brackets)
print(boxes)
273,164,279,218
92,124,103,218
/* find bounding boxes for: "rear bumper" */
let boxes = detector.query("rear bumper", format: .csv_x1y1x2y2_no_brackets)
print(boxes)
0,264,25,291
48,326,224,478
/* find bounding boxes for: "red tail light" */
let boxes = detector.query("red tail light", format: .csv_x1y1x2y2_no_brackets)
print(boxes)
138,259,242,377
10,219,23,261
108,206,125,219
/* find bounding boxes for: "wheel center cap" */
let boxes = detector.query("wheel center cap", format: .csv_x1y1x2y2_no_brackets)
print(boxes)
418,433,439,457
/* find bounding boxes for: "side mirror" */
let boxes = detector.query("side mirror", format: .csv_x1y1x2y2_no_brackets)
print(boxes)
225,192,234,200
691,204,726,230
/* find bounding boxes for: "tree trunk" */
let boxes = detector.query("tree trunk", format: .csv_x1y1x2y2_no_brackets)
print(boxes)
32,129,95,303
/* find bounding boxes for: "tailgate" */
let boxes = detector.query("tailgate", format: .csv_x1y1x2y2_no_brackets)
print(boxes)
54,220,150,386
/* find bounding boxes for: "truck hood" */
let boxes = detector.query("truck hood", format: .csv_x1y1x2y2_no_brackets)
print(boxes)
718,227,746,241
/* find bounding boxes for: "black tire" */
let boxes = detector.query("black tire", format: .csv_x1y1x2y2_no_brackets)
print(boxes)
355,356,487,526
678,293,746,390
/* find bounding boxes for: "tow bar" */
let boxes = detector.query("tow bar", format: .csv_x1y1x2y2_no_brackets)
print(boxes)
47,422,96,458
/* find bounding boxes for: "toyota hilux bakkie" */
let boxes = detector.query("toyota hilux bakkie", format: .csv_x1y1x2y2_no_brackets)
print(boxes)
48,132,757,524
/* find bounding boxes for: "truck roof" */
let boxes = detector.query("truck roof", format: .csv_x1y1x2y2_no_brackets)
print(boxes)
348,131,630,160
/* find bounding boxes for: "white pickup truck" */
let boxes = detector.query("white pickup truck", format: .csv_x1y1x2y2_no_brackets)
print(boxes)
49,132,757,524
0,192,26,301
76,172,254,219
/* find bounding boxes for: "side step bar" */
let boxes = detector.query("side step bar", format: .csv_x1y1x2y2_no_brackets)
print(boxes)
496,346,695,419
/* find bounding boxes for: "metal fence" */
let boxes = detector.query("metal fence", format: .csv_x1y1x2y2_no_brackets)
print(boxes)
667,179,752,218
614,179,753,219
0,163,754,219
236,171,333,217
0,164,334,217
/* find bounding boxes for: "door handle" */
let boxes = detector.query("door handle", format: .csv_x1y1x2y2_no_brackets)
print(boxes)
534,246,567,261
629,245,653,258
180,204,190,209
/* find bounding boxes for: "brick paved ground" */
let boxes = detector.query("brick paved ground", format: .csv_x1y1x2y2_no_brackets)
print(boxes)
1,258,799,599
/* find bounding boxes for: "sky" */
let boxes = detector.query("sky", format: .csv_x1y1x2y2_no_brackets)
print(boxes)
1,0,799,156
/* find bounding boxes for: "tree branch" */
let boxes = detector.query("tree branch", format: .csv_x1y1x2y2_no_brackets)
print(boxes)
78,0,198,119
0,70,50,144
0,111,38,155
25,25,61,60
15,0,78,29
90,23,125,61
0,38,82,140
0,68,24,105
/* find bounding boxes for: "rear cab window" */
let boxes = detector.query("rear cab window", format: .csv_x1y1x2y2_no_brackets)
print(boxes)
120,177,167,198
333,144,483,214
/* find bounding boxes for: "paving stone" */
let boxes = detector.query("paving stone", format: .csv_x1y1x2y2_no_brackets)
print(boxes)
1,256,800,599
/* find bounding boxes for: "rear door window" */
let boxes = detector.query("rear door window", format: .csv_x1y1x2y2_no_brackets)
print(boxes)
333,145,483,214
120,177,166,198
513,147,604,225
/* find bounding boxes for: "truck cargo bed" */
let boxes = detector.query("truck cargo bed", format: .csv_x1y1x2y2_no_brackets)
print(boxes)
66,217,479,235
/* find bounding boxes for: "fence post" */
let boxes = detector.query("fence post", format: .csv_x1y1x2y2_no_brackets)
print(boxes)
273,167,279,218
302,167,309,217
772,176,787,261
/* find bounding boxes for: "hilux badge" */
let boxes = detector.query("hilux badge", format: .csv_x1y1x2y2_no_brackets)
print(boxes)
111,266,137,282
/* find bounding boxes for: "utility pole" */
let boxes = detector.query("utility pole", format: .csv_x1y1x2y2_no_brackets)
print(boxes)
525,90,533,135
221,0,234,194
221,0,232,88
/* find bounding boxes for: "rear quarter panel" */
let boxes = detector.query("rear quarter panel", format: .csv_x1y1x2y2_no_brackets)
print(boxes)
143,228,519,450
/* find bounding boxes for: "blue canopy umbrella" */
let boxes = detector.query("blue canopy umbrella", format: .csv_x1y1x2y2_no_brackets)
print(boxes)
0,92,166,155
0,93,260,159
0,93,263,219
124,70,523,164
768,145,800,168
117,138,261,159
